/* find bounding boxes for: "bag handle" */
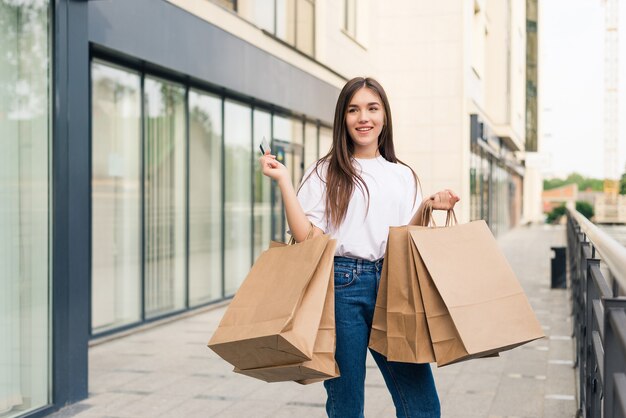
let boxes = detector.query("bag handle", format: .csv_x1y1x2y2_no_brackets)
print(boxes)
415,199,457,227
287,221,315,245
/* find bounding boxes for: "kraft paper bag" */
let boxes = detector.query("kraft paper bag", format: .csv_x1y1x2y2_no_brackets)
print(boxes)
368,241,390,357
234,261,339,384
369,226,436,364
208,234,337,373
409,220,545,366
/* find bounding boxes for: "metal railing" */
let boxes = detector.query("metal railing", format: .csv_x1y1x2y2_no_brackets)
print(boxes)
568,209,626,418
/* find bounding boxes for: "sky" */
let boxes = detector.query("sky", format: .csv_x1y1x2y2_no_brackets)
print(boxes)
540,0,626,179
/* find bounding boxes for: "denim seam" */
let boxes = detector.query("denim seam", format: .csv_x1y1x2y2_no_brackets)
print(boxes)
329,380,336,417
382,360,411,418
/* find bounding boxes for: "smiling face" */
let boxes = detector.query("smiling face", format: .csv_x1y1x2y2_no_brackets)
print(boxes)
345,87,386,158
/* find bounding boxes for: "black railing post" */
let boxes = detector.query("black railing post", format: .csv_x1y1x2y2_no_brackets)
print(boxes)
604,298,626,418
588,259,604,418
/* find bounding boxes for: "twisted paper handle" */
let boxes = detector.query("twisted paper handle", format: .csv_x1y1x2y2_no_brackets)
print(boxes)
415,199,457,227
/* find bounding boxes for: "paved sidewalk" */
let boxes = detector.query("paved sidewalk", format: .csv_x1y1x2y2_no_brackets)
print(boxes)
50,224,575,418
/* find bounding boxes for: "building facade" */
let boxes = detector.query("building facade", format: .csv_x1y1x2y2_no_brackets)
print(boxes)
0,1,535,416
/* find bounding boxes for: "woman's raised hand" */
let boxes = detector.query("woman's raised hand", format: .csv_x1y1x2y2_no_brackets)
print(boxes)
259,150,290,185
430,189,460,210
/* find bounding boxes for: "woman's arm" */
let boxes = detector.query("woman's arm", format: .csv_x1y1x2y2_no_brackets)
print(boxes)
259,151,324,242
408,189,460,225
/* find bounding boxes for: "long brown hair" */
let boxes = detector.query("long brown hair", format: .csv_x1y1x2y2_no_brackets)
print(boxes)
301,77,420,230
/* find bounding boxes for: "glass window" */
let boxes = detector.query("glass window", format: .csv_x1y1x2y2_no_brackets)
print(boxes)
253,110,272,261
271,115,304,241
238,0,315,56
0,0,51,416
304,122,318,170
224,101,252,295
189,90,223,306
91,61,142,333
296,0,315,55
276,0,296,46
238,0,275,33
319,126,333,158
143,77,187,318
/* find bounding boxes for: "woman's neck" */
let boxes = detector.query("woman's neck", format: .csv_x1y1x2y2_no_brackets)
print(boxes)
353,149,380,159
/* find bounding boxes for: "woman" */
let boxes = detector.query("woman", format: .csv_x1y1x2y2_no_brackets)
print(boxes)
260,77,458,418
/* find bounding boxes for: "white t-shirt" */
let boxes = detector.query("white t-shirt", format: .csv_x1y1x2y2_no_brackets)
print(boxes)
297,155,422,261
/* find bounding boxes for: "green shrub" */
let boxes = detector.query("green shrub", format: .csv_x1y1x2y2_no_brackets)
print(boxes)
576,201,594,220
546,205,566,223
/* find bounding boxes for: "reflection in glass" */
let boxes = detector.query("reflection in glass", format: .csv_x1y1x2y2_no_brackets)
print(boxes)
0,1,50,416
91,61,142,333
319,126,333,158
253,110,272,261
224,101,252,295
144,77,187,318
296,0,314,55
276,0,295,45
304,122,318,170
189,90,223,306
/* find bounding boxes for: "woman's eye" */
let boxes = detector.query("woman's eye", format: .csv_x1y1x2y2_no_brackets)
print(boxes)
370,107,379,112
348,108,358,113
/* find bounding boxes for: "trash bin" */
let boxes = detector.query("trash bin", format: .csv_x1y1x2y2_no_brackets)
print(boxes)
551,246,567,289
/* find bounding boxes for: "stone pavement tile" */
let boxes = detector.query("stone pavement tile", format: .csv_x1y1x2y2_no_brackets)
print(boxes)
88,370,146,394
44,404,93,418
364,385,395,417
152,374,221,398
546,367,576,389
64,393,145,417
448,371,502,394
199,372,266,400
109,393,188,417
548,339,575,361
157,398,229,418
489,376,545,417
457,357,507,375
441,391,495,417
546,376,577,398
115,372,187,394
547,318,573,337
214,400,283,417
502,358,547,378
158,355,226,375
268,404,326,418
245,381,307,403
504,344,549,363
543,397,577,418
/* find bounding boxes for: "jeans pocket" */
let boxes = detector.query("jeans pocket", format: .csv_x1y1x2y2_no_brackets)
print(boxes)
334,267,356,289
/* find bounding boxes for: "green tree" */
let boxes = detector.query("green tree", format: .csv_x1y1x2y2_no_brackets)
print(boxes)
546,205,566,223
620,172,626,195
575,201,594,220
543,172,604,192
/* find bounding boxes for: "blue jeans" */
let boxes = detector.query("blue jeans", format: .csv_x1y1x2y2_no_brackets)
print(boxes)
324,256,440,418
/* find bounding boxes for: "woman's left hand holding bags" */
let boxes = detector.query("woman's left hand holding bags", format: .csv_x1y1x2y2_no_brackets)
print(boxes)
430,189,460,211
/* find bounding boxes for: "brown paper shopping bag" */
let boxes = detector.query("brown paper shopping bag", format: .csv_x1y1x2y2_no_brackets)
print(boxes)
368,241,390,357
208,234,338,378
409,219,544,366
369,226,435,364
233,259,339,384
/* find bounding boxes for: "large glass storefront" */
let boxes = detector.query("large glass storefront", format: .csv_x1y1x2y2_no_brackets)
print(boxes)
0,0,51,416
91,59,331,334
469,144,522,236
